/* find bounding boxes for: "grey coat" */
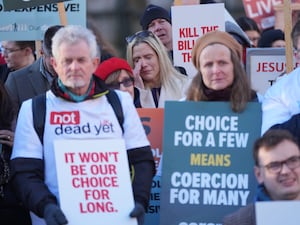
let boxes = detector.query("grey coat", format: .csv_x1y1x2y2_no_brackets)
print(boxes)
5,58,51,110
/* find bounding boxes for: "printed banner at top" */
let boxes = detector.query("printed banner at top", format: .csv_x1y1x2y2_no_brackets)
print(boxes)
3,0,71,11
0,0,85,40
242,0,300,30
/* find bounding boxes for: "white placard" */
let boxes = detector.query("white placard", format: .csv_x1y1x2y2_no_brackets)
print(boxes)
171,3,225,77
246,48,291,95
54,139,137,225
256,201,300,225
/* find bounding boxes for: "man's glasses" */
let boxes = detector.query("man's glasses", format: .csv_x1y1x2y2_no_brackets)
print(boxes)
107,77,134,90
260,155,300,174
1,47,24,55
125,30,155,43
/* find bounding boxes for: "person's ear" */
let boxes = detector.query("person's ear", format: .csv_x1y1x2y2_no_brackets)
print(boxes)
92,57,100,69
254,165,264,184
50,57,57,68
24,46,33,56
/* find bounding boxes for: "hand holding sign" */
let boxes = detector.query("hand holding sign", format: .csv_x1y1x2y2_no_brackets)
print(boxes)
130,202,145,225
43,204,68,225
54,139,137,225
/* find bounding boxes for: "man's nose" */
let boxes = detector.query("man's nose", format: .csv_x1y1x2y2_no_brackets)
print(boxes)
280,163,292,173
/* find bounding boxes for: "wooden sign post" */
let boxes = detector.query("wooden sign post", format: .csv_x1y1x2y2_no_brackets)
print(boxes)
284,0,293,73
58,2,68,25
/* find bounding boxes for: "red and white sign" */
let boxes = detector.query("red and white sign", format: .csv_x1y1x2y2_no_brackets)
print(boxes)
54,139,137,225
171,4,225,77
242,0,283,30
246,48,287,94
50,111,80,125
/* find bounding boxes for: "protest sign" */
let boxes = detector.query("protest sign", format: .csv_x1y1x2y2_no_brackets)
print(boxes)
0,0,85,40
137,108,164,225
54,139,137,225
242,0,283,30
160,101,262,225
138,108,164,170
256,201,300,225
246,48,298,95
2,0,71,10
242,0,300,30
171,4,225,77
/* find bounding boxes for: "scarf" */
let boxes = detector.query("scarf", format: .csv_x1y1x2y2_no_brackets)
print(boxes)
51,75,109,102
203,85,232,101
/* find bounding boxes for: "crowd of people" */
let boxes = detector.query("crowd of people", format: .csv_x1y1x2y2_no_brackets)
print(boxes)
1,2,300,225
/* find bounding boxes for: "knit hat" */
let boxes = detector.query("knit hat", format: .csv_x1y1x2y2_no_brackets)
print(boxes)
257,29,285,47
94,57,133,81
191,30,242,69
140,4,171,30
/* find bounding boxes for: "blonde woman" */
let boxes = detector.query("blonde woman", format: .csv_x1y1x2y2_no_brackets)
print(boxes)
126,30,190,108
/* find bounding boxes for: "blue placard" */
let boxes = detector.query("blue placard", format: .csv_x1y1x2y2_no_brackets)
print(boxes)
0,0,85,40
2,0,71,11
160,101,262,225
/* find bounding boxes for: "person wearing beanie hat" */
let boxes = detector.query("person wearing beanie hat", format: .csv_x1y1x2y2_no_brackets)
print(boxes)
258,29,285,48
191,30,243,69
140,4,173,52
186,30,260,112
139,4,187,75
95,57,141,107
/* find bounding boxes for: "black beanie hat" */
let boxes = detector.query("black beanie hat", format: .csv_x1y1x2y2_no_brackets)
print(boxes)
258,29,285,47
140,4,171,30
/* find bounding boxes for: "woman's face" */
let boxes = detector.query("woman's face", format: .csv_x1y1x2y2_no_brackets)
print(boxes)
132,42,160,86
199,43,234,91
106,70,135,99
117,70,134,99
245,30,260,47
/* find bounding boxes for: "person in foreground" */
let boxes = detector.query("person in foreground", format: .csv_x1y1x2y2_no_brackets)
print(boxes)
0,81,31,225
223,129,300,225
10,25,155,225
186,30,260,112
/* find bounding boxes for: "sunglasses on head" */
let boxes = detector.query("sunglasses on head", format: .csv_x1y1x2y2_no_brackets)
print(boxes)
125,30,155,43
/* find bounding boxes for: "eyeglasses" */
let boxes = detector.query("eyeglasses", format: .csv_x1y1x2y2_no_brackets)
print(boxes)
1,47,24,55
107,77,134,90
125,30,155,43
260,156,300,174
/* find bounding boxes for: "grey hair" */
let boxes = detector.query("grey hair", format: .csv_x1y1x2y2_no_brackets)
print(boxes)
52,25,100,59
